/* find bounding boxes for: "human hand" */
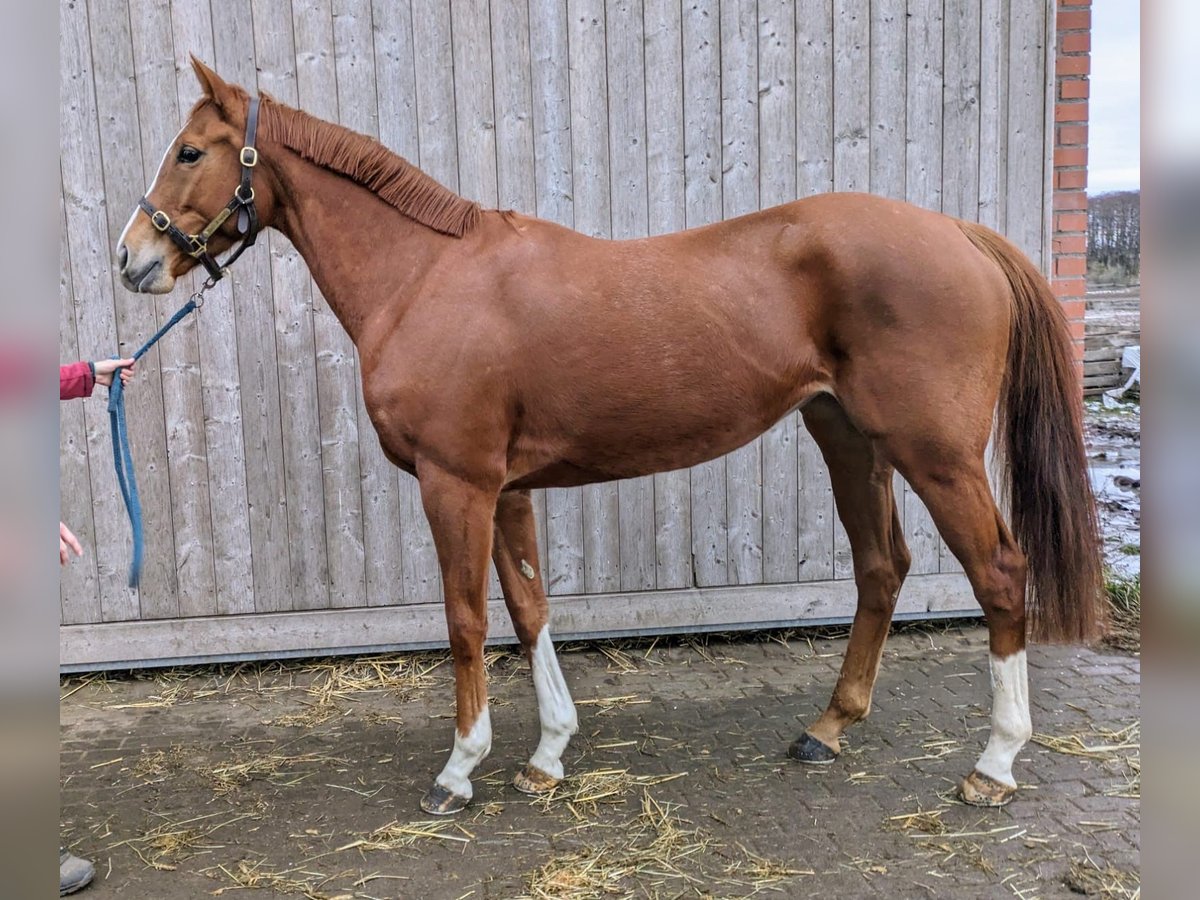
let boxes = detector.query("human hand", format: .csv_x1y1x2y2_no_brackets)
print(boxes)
93,358,136,387
60,521,83,566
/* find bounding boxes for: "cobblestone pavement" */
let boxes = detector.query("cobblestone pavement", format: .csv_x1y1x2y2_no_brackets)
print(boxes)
60,623,1139,899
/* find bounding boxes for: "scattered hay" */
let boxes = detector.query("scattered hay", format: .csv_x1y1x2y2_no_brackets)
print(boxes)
209,859,357,900
301,655,446,706
337,819,472,853
531,768,688,818
266,704,344,729
1103,573,1141,653
109,812,253,871
1032,722,1140,798
1064,856,1141,898
575,695,650,715
129,746,189,784
199,749,348,795
885,807,950,836
522,792,710,899
722,845,815,886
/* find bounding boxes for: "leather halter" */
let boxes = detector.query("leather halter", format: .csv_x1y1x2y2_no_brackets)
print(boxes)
137,96,262,284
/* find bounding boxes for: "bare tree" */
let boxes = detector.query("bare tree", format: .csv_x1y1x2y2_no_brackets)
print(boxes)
1088,191,1140,285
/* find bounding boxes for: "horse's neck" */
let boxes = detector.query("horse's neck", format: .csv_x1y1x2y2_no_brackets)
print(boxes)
270,152,449,343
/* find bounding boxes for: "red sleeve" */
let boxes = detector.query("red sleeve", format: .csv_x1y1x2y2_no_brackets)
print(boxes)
60,361,95,400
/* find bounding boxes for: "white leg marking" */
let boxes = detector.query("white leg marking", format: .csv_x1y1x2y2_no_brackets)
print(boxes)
974,650,1032,788
528,627,578,780
435,706,492,799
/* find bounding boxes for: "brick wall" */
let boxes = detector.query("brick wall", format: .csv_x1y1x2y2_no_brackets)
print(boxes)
1053,0,1091,366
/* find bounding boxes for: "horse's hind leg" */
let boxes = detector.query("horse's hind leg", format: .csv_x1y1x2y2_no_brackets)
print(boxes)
789,395,911,763
884,440,1031,807
492,490,578,794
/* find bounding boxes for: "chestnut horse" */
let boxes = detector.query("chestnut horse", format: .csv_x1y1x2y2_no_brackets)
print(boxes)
117,59,1102,814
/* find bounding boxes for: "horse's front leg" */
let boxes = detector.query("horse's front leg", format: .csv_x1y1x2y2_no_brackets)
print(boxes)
416,461,500,815
492,491,578,794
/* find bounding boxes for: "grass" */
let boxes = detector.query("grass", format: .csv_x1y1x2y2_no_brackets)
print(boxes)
1104,571,1141,654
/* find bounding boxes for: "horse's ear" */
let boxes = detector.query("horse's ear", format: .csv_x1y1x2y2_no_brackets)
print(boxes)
189,56,234,109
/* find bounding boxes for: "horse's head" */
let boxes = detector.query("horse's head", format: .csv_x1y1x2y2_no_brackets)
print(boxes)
117,57,272,294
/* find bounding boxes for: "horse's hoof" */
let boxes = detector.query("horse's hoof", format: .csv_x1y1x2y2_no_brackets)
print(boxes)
420,783,471,815
788,731,839,765
958,770,1017,807
513,764,560,795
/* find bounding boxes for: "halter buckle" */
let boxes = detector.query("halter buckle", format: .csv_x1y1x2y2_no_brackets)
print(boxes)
240,147,258,167
150,210,171,231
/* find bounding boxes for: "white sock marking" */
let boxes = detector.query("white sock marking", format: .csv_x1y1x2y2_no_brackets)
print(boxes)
435,706,491,799
528,627,578,780
974,650,1032,788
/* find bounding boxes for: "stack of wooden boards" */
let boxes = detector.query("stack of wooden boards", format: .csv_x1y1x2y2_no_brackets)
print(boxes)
1084,288,1140,396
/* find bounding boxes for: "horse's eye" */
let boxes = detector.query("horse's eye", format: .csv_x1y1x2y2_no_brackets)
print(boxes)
176,145,203,165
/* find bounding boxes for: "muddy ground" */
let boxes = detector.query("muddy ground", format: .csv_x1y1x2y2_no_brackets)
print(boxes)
1085,398,1141,579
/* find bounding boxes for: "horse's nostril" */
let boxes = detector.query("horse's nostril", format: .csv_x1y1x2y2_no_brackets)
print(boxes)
117,244,129,271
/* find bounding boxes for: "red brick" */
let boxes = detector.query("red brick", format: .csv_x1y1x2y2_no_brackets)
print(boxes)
1053,277,1087,298
1055,212,1088,232
1059,79,1090,100
1056,56,1091,77
1053,234,1087,254
1057,124,1088,146
1060,299,1086,320
1061,32,1091,53
1057,10,1091,30
1054,147,1088,167
1067,319,1086,342
1055,169,1088,190
1058,0,1092,8
1056,256,1088,276
1056,101,1088,123
1054,190,1087,211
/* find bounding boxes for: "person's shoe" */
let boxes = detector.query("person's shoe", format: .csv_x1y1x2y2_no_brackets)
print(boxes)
60,848,95,896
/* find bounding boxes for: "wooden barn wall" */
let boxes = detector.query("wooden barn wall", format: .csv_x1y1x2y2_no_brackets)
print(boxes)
59,0,1054,668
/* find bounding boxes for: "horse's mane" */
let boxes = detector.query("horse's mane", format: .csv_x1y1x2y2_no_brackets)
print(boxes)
253,97,481,238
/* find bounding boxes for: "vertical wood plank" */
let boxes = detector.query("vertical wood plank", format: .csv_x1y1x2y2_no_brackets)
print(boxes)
833,0,870,191
794,0,834,583
904,0,944,575
371,0,440,605
529,0,585,595
491,0,552,586
978,0,1010,232
645,0,691,590
292,0,370,609
869,0,911,577
169,0,256,616
128,0,221,615
607,0,656,593
449,0,504,601
569,0,621,594
59,181,102,625
1005,0,1046,265
831,0,870,580
333,0,409,607
88,0,180,617
253,0,333,612
939,0,982,576
211,0,293,613
61,0,139,622
683,0,727,587
759,0,799,585
721,0,763,586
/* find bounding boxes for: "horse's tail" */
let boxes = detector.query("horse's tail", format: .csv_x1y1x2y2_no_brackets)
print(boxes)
957,220,1104,643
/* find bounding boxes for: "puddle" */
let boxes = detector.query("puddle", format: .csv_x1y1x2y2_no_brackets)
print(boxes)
1085,399,1140,577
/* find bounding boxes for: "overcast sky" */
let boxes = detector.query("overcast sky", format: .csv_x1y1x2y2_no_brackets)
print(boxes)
1088,0,1140,194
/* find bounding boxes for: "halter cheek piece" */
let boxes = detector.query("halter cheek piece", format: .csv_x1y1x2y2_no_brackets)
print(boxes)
137,96,262,286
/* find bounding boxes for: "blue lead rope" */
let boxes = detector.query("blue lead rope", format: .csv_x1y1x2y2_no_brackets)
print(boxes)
107,296,198,587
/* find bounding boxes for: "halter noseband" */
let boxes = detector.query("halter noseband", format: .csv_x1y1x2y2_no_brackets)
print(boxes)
137,96,262,285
